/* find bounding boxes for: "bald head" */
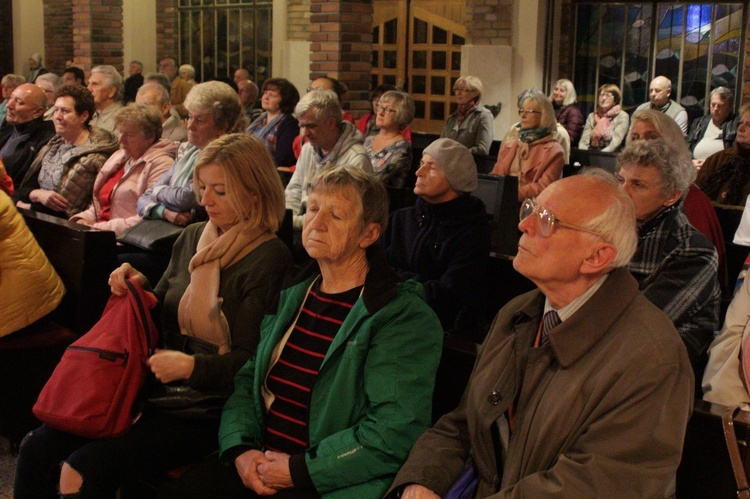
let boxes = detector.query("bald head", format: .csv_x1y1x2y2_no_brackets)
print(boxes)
5,83,46,125
649,76,672,108
234,69,250,85
237,79,258,107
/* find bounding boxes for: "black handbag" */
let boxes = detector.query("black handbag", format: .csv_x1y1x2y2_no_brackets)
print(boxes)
143,332,230,419
144,382,230,420
117,219,184,253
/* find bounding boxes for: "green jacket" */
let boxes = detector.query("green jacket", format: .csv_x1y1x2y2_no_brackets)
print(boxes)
219,248,443,498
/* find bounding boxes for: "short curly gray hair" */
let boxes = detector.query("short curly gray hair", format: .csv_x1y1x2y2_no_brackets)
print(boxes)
616,138,696,198
114,103,163,141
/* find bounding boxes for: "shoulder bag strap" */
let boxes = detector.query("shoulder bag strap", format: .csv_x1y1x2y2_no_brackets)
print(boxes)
723,406,750,499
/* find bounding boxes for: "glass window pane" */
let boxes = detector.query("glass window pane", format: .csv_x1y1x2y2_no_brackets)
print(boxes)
452,34,465,45
413,50,427,69
384,50,397,69
412,75,426,94
430,101,445,120
413,18,428,44
432,51,446,70
383,74,397,86
372,50,379,68
372,74,379,90
414,100,426,119
451,51,461,71
373,26,380,44
384,19,398,44
433,26,447,44
431,76,445,95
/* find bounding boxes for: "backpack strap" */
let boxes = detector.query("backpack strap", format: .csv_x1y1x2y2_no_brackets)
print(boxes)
125,279,156,356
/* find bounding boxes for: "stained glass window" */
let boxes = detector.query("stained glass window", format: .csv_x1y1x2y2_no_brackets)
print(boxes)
573,2,743,121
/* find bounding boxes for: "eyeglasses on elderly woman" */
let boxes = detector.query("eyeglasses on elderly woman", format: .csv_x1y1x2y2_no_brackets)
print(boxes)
519,198,608,240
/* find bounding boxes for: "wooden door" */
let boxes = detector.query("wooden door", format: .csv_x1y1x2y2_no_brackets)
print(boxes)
372,0,467,134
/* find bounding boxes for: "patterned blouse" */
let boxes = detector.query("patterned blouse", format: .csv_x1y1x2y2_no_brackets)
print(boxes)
364,136,412,189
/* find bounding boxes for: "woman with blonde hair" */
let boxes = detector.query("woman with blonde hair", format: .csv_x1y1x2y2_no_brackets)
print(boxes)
14,133,293,497
550,78,584,146
492,88,565,200
579,83,630,152
440,75,494,155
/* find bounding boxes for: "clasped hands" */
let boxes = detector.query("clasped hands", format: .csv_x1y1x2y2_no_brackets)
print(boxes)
235,449,293,495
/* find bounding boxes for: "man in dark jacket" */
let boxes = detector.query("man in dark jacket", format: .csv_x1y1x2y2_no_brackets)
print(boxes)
0,83,55,188
687,86,738,162
383,138,490,336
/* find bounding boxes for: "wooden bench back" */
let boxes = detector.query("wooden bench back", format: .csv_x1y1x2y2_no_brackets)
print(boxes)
20,208,118,334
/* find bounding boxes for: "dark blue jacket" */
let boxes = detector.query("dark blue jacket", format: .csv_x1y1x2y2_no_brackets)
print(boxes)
382,194,490,334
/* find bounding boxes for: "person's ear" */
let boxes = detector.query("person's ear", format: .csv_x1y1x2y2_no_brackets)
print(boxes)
663,189,682,208
358,222,381,249
580,241,617,276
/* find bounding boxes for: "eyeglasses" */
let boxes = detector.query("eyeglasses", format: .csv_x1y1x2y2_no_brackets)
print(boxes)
376,104,397,115
453,87,475,93
520,199,609,240
600,93,615,100
518,109,542,116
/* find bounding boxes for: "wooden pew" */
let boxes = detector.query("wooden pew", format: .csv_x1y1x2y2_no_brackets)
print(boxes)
677,399,750,497
0,209,117,447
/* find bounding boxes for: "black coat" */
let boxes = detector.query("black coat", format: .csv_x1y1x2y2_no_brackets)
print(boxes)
0,117,55,188
382,194,490,334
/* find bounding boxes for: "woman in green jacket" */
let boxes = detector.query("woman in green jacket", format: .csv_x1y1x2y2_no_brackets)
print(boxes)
163,166,443,499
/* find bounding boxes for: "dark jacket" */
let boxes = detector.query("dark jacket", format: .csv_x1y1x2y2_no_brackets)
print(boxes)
628,203,720,364
687,113,738,153
0,117,55,187
123,73,144,103
383,194,490,334
554,103,585,147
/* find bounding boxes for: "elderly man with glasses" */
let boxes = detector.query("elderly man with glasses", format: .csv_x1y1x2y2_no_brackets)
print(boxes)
387,173,693,498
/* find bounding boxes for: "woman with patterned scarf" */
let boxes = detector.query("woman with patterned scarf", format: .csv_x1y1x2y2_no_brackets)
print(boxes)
696,104,750,206
14,134,294,498
440,75,494,155
579,83,630,153
492,88,565,201
246,78,300,167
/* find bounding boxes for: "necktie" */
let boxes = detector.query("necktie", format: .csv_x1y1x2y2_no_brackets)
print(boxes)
540,310,561,347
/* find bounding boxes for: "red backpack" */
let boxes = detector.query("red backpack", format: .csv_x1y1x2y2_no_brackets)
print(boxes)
33,279,158,439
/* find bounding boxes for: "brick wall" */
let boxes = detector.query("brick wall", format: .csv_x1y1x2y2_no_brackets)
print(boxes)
466,0,512,46
309,0,373,117
156,0,178,63
0,0,13,77
71,0,124,73
44,0,74,75
289,0,311,41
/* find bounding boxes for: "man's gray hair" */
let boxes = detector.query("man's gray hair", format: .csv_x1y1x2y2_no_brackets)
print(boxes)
36,73,62,88
143,73,172,97
295,90,342,124
91,65,124,101
578,174,639,268
2,74,26,86
711,86,734,108
616,138,696,198
137,82,170,106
